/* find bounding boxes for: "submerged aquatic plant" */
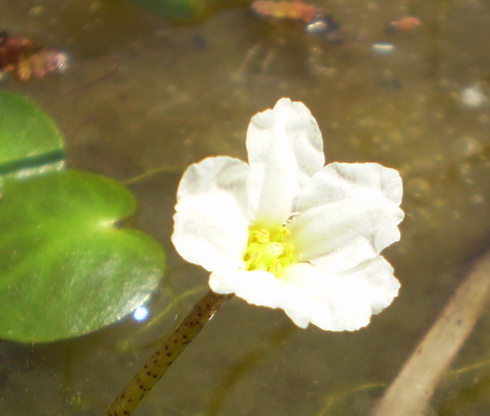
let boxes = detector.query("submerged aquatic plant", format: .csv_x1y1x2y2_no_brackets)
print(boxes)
172,98,404,331
107,98,404,415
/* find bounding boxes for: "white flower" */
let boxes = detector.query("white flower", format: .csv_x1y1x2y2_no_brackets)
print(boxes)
172,98,404,331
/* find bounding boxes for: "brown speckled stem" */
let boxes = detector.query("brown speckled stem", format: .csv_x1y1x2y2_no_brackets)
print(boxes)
106,290,233,416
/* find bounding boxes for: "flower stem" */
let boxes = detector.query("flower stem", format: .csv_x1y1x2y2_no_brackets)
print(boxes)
106,290,233,416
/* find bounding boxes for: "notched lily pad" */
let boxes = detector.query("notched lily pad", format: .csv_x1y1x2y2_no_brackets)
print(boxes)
0,170,166,343
0,91,64,186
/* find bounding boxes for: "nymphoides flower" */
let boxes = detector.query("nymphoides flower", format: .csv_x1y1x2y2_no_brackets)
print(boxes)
172,98,404,331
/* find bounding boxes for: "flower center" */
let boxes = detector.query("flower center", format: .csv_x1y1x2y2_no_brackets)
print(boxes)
243,225,297,277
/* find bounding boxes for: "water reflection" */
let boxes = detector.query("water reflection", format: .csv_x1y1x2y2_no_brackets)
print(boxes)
1,0,489,415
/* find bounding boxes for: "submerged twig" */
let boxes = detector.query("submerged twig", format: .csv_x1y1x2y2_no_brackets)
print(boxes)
106,290,233,416
373,249,490,416
122,165,182,187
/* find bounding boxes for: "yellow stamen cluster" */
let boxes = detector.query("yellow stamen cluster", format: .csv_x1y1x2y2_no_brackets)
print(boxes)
243,225,297,278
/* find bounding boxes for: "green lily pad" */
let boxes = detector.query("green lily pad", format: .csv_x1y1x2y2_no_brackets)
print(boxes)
0,170,166,343
128,0,205,20
0,91,64,186
126,0,247,21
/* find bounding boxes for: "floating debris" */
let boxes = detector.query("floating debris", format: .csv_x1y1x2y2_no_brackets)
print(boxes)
305,16,344,43
460,84,487,108
0,31,68,81
251,0,321,24
386,16,421,33
251,0,344,43
371,42,397,55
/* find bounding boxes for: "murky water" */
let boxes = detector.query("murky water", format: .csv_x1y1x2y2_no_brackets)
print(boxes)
1,0,490,415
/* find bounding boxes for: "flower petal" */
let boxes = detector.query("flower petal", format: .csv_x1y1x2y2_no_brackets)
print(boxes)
280,257,400,331
288,196,403,272
289,162,404,271
246,98,324,227
293,162,403,213
210,270,283,307
172,156,250,273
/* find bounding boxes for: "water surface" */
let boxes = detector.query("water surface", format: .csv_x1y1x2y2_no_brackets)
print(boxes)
1,0,490,415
